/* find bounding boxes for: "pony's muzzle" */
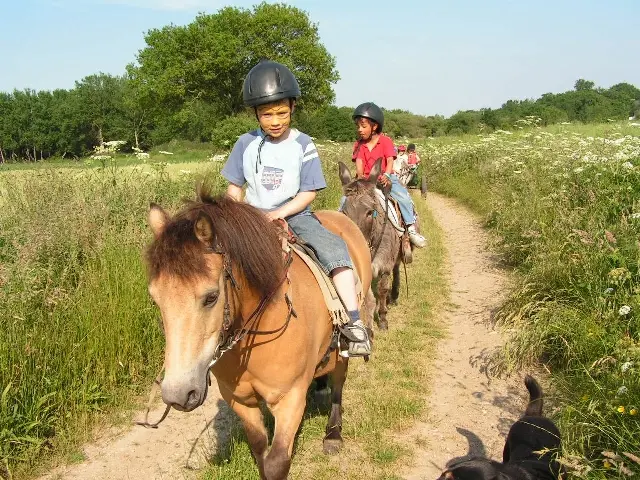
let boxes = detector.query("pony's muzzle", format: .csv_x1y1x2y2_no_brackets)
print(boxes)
161,367,208,411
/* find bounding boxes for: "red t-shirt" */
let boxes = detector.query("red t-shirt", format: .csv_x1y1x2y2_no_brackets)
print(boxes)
352,135,396,176
408,152,419,165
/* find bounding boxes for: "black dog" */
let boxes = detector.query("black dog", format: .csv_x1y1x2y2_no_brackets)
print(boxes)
438,375,564,480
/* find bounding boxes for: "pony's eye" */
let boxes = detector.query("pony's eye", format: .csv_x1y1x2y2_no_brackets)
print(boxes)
203,291,219,308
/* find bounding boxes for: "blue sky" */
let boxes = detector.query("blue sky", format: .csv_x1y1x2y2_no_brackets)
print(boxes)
1,0,639,116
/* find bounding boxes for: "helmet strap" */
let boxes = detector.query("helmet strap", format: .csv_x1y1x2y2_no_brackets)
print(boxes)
256,131,272,174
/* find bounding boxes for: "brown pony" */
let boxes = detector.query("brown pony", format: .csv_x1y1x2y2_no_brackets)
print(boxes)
338,159,403,330
145,187,373,480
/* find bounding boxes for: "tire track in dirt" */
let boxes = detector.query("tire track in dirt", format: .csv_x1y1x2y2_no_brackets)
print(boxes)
401,192,524,479
42,383,230,480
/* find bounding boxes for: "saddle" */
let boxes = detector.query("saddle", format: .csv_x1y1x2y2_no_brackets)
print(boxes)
275,219,363,327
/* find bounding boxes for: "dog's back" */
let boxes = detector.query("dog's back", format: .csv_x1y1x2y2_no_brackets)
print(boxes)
503,376,563,480
439,376,564,480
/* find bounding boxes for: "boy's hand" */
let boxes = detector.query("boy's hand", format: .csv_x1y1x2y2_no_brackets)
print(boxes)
266,209,285,222
378,174,391,187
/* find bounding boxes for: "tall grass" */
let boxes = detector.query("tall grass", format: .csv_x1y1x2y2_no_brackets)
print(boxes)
0,162,230,477
0,144,352,478
423,121,640,478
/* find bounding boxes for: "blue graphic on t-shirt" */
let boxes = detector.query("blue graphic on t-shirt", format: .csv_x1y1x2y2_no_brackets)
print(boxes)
261,166,284,191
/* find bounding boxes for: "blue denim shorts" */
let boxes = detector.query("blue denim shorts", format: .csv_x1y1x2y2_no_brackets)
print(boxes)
287,212,353,275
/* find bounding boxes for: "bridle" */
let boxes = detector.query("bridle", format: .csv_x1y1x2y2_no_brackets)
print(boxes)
343,189,390,261
206,245,296,369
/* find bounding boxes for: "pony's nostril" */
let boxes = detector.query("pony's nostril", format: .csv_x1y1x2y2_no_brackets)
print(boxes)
186,389,198,406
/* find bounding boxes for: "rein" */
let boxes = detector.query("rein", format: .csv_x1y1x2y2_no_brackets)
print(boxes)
208,247,296,369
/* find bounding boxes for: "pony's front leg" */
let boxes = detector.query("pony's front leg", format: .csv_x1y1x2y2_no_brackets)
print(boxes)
264,385,307,480
389,261,401,305
219,386,268,479
377,271,391,330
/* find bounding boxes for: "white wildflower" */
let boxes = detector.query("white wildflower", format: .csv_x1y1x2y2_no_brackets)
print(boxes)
621,361,633,373
159,151,174,155
617,386,629,396
619,305,631,316
104,140,127,147
630,213,640,219
574,167,584,174
604,288,614,294
621,161,634,169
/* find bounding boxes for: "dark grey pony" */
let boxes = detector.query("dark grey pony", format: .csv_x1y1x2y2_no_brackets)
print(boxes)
338,159,402,330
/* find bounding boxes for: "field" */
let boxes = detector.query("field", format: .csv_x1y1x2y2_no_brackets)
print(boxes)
423,120,640,478
3,120,640,479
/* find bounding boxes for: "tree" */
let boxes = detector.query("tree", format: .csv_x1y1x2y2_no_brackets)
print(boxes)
74,73,128,145
574,79,595,91
446,111,481,135
127,2,338,141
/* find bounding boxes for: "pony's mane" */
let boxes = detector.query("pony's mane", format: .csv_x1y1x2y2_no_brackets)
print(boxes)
146,188,284,298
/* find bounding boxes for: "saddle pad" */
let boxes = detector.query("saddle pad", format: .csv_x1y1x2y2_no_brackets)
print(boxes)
374,189,405,236
290,243,363,326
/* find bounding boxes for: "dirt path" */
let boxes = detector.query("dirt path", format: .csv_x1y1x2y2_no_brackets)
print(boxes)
43,384,229,480
43,191,524,480
401,192,523,479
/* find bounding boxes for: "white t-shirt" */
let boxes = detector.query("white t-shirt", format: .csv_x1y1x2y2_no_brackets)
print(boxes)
221,128,326,211
393,153,409,173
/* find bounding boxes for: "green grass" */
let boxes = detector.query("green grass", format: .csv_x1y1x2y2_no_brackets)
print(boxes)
0,155,231,478
423,120,640,478
201,193,447,479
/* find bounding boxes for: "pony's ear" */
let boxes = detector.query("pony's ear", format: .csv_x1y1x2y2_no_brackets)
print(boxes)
368,158,383,183
148,203,168,239
194,211,215,246
339,161,352,186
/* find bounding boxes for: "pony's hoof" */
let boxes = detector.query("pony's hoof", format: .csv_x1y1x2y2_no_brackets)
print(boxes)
323,438,343,455
378,320,388,331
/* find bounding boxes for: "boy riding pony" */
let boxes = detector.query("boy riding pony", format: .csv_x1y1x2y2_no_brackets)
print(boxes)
221,60,371,357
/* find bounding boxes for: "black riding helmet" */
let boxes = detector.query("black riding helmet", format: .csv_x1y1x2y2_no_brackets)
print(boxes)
242,60,301,107
352,102,384,132
407,143,416,151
